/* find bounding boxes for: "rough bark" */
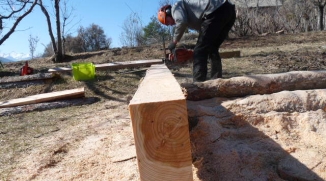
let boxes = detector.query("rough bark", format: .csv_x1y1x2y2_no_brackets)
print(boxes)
182,70,326,101
55,0,63,62
38,0,57,54
0,73,56,83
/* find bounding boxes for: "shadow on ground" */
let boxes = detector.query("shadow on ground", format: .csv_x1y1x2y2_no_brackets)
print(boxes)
188,101,323,181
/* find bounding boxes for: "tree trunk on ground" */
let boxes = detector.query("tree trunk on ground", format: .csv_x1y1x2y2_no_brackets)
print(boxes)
182,71,326,101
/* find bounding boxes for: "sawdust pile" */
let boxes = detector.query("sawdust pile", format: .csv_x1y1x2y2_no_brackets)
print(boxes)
188,89,326,181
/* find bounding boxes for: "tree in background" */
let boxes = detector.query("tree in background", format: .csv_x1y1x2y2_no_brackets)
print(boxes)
313,0,326,30
75,24,112,52
42,42,54,57
78,24,111,51
143,16,170,44
231,0,323,36
0,0,38,46
45,23,112,55
64,34,84,53
28,34,39,59
120,12,144,47
61,0,79,56
38,0,76,62
38,0,57,59
54,0,63,62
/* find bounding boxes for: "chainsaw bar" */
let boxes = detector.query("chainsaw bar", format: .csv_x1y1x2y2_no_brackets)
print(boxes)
163,48,193,70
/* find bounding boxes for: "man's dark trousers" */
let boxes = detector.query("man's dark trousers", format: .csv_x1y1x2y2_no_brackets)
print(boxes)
193,1,236,82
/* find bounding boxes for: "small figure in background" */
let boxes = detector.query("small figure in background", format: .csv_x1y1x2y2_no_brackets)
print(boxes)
20,61,34,76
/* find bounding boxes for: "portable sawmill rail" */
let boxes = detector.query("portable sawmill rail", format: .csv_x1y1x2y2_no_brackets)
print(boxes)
48,59,163,73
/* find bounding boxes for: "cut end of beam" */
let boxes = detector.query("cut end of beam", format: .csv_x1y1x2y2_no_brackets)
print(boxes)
129,64,193,181
129,64,185,105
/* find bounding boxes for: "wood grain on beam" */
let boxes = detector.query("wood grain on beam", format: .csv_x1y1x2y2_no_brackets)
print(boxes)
129,64,193,181
0,87,85,108
48,59,163,73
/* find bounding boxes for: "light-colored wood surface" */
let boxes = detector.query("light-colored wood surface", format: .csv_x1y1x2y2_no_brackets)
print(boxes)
129,64,193,181
48,59,163,73
0,87,85,108
220,50,241,58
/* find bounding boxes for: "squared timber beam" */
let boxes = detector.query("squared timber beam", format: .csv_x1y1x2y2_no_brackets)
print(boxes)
129,64,193,181
220,50,241,58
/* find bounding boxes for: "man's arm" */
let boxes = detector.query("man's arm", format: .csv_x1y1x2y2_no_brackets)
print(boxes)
172,1,188,43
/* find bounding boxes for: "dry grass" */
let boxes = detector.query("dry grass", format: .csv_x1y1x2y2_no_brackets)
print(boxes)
1,31,326,180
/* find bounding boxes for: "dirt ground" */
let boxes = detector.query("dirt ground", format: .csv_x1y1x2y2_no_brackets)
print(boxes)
1,31,326,181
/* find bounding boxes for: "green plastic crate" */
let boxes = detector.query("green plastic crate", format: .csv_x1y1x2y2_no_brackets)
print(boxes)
72,62,95,81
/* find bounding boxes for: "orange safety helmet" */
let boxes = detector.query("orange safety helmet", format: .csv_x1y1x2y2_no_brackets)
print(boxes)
158,5,172,25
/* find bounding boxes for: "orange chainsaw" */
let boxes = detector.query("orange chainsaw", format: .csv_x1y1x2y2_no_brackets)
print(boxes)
161,37,193,67
162,48,194,67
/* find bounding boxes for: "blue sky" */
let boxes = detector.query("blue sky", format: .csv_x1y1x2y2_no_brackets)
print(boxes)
0,0,168,57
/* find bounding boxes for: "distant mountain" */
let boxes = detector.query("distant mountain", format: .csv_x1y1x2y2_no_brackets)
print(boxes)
0,57,15,63
0,52,31,62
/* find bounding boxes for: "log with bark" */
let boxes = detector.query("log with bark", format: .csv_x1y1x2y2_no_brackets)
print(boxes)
0,73,58,89
0,73,56,83
182,71,326,101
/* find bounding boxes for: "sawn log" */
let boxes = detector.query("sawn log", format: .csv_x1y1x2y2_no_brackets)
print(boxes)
182,70,326,101
0,87,85,108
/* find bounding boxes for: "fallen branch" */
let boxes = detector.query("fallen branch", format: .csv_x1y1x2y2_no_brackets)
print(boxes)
182,71,326,101
113,156,136,163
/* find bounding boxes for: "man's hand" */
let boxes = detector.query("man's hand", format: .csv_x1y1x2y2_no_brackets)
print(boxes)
168,42,176,51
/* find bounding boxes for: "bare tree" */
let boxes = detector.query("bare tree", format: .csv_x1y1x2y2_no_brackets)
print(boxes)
41,42,54,57
54,0,63,62
233,7,252,36
77,24,111,51
232,0,319,36
37,0,65,62
64,24,112,53
63,34,83,53
313,0,326,30
37,0,57,56
28,34,39,59
120,12,144,47
0,0,38,45
61,0,79,55
278,0,316,33
105,37,112,49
